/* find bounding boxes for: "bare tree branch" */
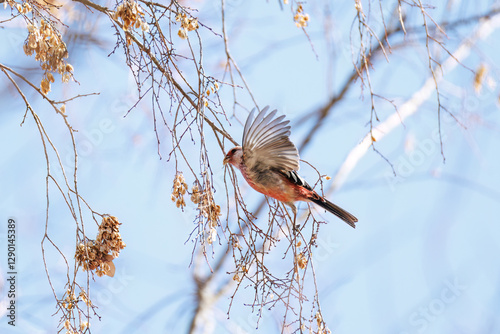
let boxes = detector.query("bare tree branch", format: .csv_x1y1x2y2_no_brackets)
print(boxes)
328,14,500,195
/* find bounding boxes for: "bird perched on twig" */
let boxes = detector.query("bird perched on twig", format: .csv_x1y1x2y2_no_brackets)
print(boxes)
223,106,358,228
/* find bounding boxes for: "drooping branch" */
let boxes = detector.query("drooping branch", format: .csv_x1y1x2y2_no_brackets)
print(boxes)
72,0,238,146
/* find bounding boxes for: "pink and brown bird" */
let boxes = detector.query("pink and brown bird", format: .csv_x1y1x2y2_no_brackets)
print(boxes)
223,106,358,228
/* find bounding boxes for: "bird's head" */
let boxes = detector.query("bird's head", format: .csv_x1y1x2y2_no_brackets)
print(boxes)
223,146,243,167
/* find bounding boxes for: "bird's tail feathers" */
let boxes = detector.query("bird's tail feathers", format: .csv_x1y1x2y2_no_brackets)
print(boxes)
310,196,358,228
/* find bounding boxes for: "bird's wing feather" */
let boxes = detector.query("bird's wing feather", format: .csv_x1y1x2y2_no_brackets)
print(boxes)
280,170,311,190
242,106,299,172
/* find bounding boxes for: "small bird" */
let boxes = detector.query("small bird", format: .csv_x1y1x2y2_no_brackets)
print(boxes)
223,106,358,228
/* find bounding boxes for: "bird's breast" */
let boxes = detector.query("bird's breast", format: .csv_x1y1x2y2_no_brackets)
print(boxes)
242,167,300,203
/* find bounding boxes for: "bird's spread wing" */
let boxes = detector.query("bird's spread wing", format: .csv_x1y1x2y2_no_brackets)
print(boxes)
242,106,299,172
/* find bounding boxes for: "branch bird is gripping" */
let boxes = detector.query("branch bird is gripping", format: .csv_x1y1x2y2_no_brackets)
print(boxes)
223,106,358,228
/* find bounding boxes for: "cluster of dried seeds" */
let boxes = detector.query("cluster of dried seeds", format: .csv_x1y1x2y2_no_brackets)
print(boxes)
9,0,32,14
22,19,73,94
59,287,91,333
114,0,149,32
171,173,188,208
196,186,221,244
314,312,331,334
184,179,223,227
295,252,308,270
294,5,309,28
75,215,126,277
189,181,222,244
176,12,199,39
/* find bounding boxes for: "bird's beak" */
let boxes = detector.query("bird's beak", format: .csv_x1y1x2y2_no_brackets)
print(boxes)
223,154,229,165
